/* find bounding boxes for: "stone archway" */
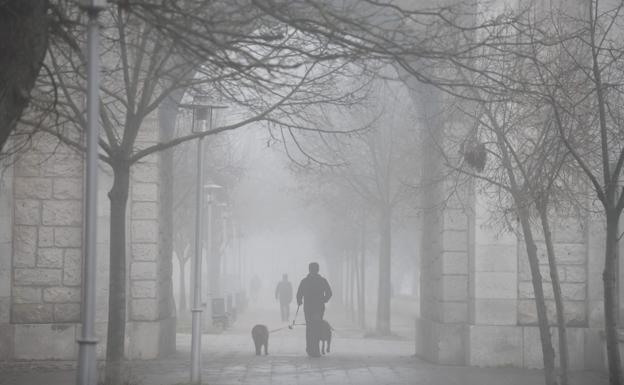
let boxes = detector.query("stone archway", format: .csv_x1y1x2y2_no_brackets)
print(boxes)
406,80,607,370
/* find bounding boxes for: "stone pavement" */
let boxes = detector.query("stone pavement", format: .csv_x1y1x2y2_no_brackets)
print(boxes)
0,304,609,385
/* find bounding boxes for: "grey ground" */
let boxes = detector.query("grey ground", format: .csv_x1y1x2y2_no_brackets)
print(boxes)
0,303,608,385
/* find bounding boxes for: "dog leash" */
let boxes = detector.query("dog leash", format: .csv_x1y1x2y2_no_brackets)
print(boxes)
270,323,306,334
269,326,291,334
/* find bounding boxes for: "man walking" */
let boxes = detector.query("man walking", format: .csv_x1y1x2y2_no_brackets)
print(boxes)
275,274,293,322
296,262,332,357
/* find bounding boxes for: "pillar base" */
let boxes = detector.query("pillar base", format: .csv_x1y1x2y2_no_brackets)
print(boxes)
415,317,466,365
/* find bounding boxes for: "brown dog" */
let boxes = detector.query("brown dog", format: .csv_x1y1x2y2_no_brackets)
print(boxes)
251,324,269,355
320,320,332,355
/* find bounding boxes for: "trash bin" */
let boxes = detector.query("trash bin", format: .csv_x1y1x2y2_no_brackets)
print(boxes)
211,297,229,328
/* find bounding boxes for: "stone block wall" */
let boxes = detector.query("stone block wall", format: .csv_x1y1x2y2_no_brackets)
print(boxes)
0,162,13,360
470,192,518,326
11,144,84,326
0,137,85,360
517,216,588,327
415,86,471,366
409,78,609,370
465,194,598,370
0,112,176,361
127,112,176,359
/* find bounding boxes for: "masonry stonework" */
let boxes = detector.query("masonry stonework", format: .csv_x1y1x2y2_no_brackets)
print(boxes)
11,148,84,327
411,84,616,371
0,111,175,361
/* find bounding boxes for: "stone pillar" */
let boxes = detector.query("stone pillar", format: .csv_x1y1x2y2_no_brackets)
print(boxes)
0,116,176,361
414,87,471,365
586,213,607,369
466,193,521,367
9,136,84,360
127,111,176,359
156,97,178,355
0,159,13,360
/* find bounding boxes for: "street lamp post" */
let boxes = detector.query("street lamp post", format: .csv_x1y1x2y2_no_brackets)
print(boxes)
77,1,106,385
189,103,208,384
218,203,229,287
188,98,226,384
203,183,221,330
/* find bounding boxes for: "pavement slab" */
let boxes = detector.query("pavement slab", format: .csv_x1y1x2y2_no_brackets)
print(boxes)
0,304,609,385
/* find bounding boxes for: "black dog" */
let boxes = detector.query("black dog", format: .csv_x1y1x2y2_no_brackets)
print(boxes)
320,320,332,355
251,324,269,355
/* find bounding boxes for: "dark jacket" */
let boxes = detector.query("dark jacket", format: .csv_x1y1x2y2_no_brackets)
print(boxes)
296,273,332,313
275,280,293,304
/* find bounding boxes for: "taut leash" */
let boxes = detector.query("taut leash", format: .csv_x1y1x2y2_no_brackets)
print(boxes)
269,323,306,334
269,326,290,333
288,305,300,329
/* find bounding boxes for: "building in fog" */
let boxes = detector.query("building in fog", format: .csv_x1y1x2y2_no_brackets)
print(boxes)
0,95,620,373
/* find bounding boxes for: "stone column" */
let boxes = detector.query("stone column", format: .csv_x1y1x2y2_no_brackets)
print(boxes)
467,193,520,367
0,159,13,360
9,135,84,360
127,111,175,358
414,87,471,365
586,213,607,369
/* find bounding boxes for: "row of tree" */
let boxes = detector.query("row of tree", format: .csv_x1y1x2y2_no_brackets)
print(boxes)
282,2,624,385
288,73,420,335
451,3,623,384
2,1,623,385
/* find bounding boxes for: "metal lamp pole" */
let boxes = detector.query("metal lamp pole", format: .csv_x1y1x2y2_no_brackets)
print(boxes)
190,104,210,384
77,1,106,384
189,101,225,383
203,184,221,323
218,203,228,281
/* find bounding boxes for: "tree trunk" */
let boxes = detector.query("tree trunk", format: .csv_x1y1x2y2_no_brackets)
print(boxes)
327,255,343,307
538,201,569,385
177,251,188,316
209,213,221,296
350,252,356,321
0,0,48,149
518,208,557,385
604,210,622,385
105,164,130,385
376,204,392,335
345,254,350,318
354,245,362,327
359,217,366,329
341,256,346,307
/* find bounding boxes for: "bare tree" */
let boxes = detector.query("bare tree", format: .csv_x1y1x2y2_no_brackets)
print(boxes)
4,0,519,156
289,73,421,335
487,3,624,383
416,11,581,382
171,107,248,317
21,2,378,382
3,1,549,381
455,93,572,385
0,0,48,150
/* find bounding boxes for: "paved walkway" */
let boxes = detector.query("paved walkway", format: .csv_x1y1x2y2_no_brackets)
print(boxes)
0,304,609,385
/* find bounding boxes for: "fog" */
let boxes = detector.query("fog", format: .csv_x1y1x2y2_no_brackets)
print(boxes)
1,1,619,384
171,121,420,331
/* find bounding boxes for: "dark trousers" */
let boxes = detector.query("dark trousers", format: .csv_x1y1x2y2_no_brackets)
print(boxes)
280,303,290,322
304,307,324,356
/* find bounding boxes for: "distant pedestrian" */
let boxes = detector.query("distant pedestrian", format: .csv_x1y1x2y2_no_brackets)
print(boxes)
275,274,293,322
296,262,332,357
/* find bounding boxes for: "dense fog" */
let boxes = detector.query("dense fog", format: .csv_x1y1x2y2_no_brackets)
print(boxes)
1,1,621,385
